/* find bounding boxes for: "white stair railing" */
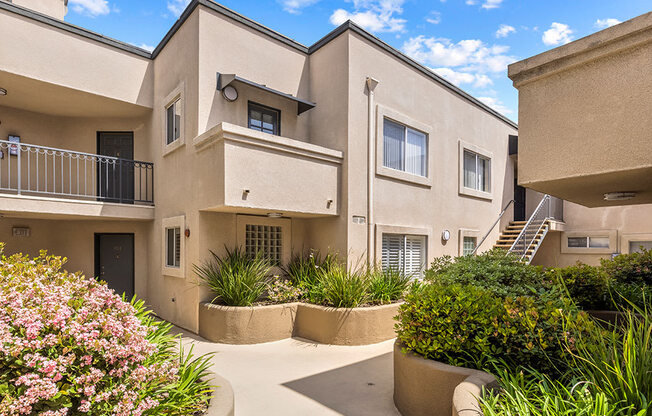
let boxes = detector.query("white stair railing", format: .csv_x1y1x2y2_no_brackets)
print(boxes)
508,194,552,263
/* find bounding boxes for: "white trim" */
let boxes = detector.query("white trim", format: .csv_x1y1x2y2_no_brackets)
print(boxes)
162,81,186,157
458,139,493,200
375,105,433,187
162,215,186,278
458,228,480,256
620,233,652,254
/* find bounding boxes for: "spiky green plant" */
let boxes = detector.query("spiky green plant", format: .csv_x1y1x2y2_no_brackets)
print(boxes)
367,267,411,304
318,263,369,308
284,250,336,288
194,247,271,306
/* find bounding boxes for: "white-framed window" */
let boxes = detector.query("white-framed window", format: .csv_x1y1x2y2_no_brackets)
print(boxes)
629,241,652,253
463,236,477,256
381,234,426,278
383,118,428,177
166,226,181,267
162,215,185,278
567,236,610,249
463,150,491,193
166,98,181,145
245,224,283,265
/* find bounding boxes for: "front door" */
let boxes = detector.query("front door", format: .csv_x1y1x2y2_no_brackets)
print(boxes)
514,178,526,222
97,132,134,203
95,233,134,299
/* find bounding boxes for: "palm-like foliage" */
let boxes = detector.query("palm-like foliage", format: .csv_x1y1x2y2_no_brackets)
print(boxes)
367,267,411,304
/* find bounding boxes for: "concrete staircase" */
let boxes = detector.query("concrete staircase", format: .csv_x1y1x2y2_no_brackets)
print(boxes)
494,220,550,263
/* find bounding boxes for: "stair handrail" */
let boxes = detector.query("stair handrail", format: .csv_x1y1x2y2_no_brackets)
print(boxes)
508,194,551,260
471,199,515,255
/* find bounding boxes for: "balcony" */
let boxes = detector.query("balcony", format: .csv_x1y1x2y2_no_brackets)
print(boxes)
0,140,154,220
193,122,342,218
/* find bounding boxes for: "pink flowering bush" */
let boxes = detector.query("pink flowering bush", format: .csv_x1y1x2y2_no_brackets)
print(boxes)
0,245,213,415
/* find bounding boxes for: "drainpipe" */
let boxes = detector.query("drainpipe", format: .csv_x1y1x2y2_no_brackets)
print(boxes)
366,77,379,267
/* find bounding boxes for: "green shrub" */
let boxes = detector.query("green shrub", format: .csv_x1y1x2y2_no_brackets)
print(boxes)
424,249,549,298
395,283,594,376
547,262,611,310
317,263,369,308
284,250,336,290
367,267,411,304
601,249,652,310
194,247,271,306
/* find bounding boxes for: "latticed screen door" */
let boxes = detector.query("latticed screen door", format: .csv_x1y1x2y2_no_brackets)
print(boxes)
245,224,283,265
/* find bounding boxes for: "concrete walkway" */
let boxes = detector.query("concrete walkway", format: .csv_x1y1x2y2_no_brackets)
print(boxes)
175,327,400,416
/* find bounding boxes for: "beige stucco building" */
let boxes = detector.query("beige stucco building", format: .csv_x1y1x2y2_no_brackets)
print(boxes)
0,0,649,332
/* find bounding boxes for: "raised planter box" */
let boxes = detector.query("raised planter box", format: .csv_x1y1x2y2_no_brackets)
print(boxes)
199,302,298,344
393,341,496,416
205,369,235,416
198,301,401,345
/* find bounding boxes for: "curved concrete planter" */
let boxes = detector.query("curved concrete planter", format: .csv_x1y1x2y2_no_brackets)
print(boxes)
199,302,298,344
295,302,402,345
393,341,496,416
199,301,401,345
205,369,235,416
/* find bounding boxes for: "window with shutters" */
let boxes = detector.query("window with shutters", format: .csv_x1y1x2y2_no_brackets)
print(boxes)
381,234,426,278
162,215,185,278
245,224,283,265
166,227,181,267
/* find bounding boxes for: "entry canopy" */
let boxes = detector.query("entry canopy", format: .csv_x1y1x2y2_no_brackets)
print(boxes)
217,72,316,115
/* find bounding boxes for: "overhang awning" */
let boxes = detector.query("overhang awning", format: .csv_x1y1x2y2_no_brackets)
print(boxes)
217,72,316,115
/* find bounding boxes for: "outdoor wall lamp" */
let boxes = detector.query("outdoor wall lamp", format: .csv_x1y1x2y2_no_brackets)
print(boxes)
441,230,451,241
327,199,333,208
267,212,283,218
222,85,238,102
185,228,191,238
0,88,7,96
604,192,636,201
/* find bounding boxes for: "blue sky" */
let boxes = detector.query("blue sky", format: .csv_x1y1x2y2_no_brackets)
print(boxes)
64,0,651,121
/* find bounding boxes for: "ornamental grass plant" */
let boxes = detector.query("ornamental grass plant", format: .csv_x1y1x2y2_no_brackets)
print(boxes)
0,246,213,416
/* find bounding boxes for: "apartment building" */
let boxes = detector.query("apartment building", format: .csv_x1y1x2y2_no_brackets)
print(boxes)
0,0,648,332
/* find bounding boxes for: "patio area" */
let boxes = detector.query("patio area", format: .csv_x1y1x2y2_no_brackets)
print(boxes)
174,327,400,415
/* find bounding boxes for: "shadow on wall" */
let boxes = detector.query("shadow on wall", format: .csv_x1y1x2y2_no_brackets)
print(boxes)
282,352,400,416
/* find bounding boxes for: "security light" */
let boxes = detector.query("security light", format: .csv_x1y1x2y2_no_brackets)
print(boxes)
222,85,238,102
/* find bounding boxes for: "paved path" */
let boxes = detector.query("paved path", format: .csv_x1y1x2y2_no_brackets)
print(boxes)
174,327,401,416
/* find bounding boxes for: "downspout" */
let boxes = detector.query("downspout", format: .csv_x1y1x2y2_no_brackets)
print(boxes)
366,77,379,267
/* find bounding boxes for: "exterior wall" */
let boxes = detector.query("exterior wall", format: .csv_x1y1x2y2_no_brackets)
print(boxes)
11,0,67,20
347,31,518,264
0,217,150,298
508,12,652,207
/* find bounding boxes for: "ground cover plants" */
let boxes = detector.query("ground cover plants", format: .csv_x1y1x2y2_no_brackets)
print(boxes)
0,246,213,416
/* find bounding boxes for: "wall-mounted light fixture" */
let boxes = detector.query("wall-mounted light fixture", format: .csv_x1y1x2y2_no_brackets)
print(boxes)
327,199,333,209
441,230,451,241
604,192,636,201
222,85,238,102
267,212,283,218
0,88,7,96
184,228,191,238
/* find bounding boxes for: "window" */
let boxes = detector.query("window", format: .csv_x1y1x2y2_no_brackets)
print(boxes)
166,98,181,145
245,224,283,265
383,118,427,177
629,241,652,253
568,236,610,249
463,236,477,256
381,234,426,277
248,102,280,135
166,227,181,268
463,150,491,193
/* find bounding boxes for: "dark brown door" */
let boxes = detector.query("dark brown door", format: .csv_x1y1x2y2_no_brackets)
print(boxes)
95,233,134,299
97,132,134,203
514,178,526,222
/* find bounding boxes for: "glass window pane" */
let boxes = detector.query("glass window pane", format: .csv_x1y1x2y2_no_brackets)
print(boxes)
406,128,427,177
568,237,588,248
478,156,490,192
174,100,181,141
463,236,477,256
383,119,405,171
629,241,652,253
166,228,175,266
166,105,175,145
589,237,610,248
464,151,477,189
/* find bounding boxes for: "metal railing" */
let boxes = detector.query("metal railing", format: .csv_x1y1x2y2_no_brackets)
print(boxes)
472,199,515,255
0,140,154,205
508,194,551,262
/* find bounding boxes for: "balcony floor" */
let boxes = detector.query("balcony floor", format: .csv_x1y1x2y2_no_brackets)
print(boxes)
0,193,154,221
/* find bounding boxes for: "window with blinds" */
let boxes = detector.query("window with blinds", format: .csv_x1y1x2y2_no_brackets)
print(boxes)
383,118,427,177
381,234,426,278
463,149,491,192
245,224,283,265
166,227,181,268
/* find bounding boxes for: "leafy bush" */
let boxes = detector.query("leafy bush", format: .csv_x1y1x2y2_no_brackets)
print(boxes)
547,263,611,310
194,247,271,306
395,283,594,376
0,247,213,416
424,249,549,298
266,277,305,303
317,264,370,308
367,267,411,304
601,249,652,310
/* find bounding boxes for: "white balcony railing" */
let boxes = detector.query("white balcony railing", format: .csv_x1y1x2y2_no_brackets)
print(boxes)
0,140,154,205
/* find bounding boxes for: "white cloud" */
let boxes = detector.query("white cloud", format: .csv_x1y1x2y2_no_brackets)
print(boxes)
542,22,574,46
495,24,515,38
167,0,191,17
330,0,406,33
139,44,155,52
481,0,503,9
280,0,319,14
595,18,621,28
426,11,441,25
477,96,512,114
465,0,477,5
434,68,493,88
68,0,109,17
